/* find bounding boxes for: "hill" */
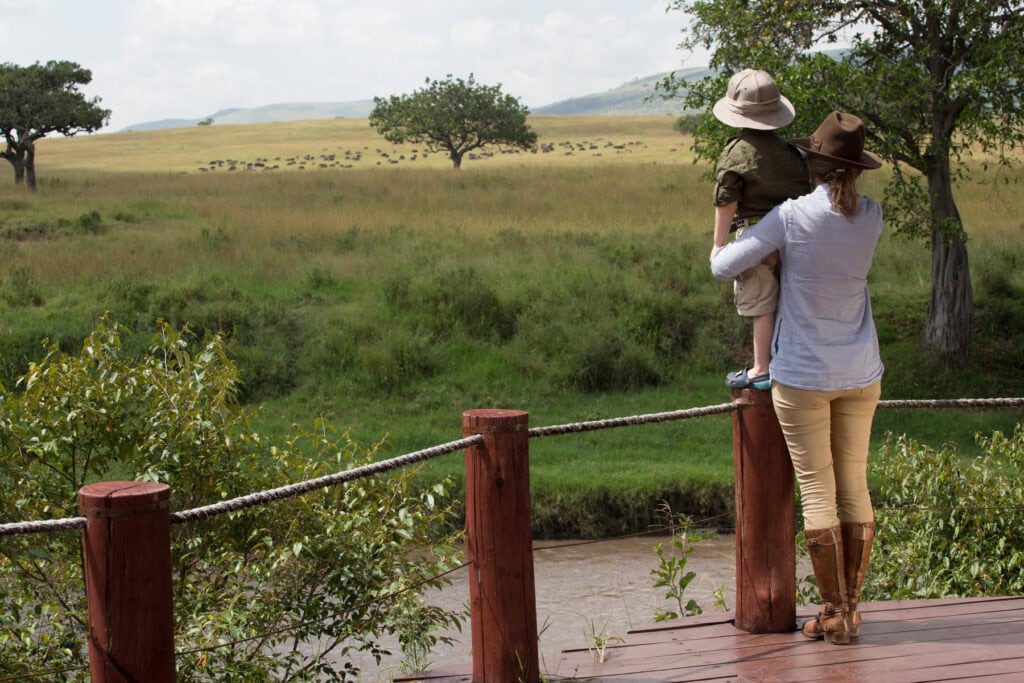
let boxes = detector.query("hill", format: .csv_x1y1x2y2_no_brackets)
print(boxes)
120,68,711,132
532,67,711,116
122,100,377,132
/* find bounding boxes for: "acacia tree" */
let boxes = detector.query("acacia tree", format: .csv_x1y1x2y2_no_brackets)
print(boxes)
661,0,1024,365
370,74,537,169
0,60,109,190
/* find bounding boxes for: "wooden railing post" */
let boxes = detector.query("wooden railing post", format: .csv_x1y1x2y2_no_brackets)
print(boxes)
731,388,796,633
79,481,176,682
463,409,539,683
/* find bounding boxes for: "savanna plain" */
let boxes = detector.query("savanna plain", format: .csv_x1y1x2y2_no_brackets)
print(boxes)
3,116,1023,537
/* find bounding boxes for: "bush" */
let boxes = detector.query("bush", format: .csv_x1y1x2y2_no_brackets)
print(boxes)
151,284,303,401
75,209,104,235
2,264,43,307
0,317,462,680
866,428,1024,600
562,330,663,393
420,267,519,342
359,327,438,394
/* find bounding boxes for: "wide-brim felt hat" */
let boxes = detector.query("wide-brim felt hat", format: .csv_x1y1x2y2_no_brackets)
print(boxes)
712,69,796,130
791,111,882,169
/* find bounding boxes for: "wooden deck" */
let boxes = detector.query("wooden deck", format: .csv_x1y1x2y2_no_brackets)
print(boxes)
399,596,1024,682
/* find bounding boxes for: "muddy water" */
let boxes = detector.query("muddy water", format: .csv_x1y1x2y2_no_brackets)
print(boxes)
356,534,738,681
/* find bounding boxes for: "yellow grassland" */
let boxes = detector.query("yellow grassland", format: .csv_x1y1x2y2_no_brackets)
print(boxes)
8,115,1022,294
37,116,695,173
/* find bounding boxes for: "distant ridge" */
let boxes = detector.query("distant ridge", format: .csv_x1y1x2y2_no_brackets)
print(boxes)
122,100,377,132
120,68,712,132
533,67,711,116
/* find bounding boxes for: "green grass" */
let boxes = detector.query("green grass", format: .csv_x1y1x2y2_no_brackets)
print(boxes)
2,117,1023,537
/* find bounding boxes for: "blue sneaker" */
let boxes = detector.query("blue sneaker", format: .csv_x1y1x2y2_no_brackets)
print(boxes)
725,368,771,390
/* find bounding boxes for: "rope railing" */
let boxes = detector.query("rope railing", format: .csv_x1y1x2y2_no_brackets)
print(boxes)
2,396,1022,539
170,434,483,525
878,397,1024,410
527,402,736,438
2,395,1022,681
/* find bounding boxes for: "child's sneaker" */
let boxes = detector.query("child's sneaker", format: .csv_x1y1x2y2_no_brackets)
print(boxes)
725,368,771,390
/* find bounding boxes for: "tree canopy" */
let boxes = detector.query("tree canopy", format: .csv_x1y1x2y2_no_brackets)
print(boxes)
661,0,1024,365
370,74,537,169
0,60,110,190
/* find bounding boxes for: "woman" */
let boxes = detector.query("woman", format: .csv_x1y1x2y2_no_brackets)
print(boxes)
710,111,884,645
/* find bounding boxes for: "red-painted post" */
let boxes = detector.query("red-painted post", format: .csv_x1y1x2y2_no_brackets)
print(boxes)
463,409,539,683
730,387,796,633
79,481,176,682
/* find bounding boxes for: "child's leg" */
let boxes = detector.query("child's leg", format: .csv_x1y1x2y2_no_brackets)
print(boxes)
751,312,774,378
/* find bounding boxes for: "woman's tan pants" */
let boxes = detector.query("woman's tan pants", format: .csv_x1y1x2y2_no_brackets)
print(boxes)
771,381,882,530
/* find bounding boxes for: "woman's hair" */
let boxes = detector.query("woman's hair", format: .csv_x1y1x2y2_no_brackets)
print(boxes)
807,156,862,216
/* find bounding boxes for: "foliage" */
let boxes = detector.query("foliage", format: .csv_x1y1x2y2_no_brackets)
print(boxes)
660,0,1024,365
0,317,463,680
865,428,1024,600
370,74,537,169
582,618,624,664
0,61,110,190
651,504,705,621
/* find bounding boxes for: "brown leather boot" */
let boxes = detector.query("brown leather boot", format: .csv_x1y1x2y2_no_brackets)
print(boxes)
842,521,875,638
801,526,851,645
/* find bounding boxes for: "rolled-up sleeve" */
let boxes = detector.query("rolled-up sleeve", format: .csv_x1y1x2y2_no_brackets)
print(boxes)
714,169,743,206
710,206,785,280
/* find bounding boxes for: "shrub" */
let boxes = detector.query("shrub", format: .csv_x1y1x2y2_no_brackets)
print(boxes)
150,285,303,402
562,328,663,393
420,267,519,342
865,428,1024,601
0,317,462,680
359,327,438,394
75,209,103,235
3,264,43,307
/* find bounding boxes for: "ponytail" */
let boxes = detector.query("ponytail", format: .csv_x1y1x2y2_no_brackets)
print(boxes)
807,157,862,216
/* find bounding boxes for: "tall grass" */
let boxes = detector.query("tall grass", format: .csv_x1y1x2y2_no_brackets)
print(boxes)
2,117,1022,536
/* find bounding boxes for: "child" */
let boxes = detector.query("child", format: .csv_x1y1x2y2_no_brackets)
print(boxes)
711,69,811,389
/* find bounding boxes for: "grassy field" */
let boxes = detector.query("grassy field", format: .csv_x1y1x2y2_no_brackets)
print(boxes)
3,116,1023,536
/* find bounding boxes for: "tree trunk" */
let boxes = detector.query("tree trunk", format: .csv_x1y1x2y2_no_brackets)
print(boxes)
451,150,462,169
3,146,26,185
4,156,25,185
924,166,973,366
25,143,37,191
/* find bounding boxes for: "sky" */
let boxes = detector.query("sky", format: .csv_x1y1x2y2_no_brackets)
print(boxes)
0,0,708,132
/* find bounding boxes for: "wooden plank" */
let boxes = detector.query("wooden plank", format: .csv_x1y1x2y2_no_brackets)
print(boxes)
410,598,1024,682
558,608,1024,674
581,636,1024,682
730,643,1024,682
554,609,1024,680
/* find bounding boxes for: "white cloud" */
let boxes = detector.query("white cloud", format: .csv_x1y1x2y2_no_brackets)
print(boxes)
129,0,324,48
451,17,497,50
9,0,704,130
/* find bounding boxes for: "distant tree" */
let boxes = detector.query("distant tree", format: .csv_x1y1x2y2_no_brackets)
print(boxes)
0,60,110,190
659,0,1024,366
370,74,537,169
197,117,214,126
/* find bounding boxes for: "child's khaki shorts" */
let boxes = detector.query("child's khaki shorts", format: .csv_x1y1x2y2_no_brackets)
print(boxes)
734,250,779,317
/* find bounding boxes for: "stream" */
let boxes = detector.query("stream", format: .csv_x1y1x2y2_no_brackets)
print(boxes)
355,534,739,681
